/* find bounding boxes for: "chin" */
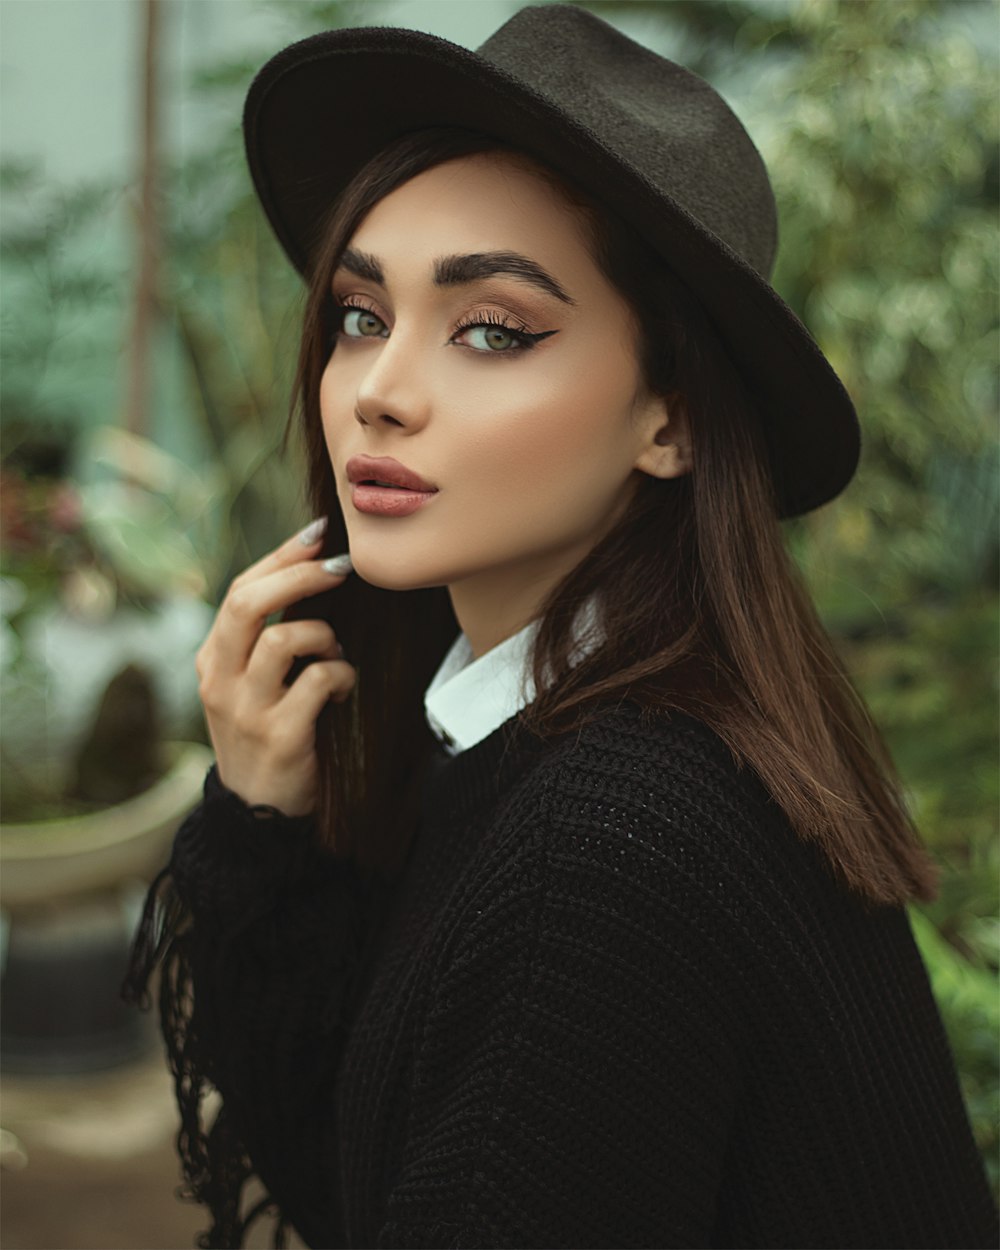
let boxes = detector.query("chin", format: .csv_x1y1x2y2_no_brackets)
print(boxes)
347,549,447,594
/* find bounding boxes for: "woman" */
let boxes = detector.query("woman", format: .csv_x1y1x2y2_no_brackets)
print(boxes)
125,7,998,1248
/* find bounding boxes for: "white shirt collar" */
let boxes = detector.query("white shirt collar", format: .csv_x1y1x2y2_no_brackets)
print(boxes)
424,596,602,756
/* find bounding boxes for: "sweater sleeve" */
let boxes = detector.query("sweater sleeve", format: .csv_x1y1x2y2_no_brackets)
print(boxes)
123,765,387,1250
376,793,745,1250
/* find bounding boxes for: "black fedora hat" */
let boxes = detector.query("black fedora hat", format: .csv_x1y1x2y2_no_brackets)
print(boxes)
243,3,860,517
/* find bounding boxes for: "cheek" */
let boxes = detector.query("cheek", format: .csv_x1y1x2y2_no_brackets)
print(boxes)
319,356,351,447
452,352,639,496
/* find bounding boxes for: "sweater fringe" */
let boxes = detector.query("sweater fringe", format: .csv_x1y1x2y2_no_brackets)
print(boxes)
122,863,287,1249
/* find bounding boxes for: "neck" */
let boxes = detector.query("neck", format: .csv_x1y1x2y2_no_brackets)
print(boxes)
446,548,582,659
445,487,639,658
446,580,541,660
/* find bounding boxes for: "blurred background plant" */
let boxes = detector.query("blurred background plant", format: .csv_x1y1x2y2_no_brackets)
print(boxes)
0,419,215,820
0,0,995,1204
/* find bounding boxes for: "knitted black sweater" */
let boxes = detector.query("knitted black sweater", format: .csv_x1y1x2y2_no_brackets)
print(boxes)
126,700,997,1249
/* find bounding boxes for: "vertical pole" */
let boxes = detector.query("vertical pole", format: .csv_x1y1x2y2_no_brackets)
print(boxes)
122,0,160,441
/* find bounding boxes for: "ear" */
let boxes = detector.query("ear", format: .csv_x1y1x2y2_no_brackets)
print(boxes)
633,393,692,480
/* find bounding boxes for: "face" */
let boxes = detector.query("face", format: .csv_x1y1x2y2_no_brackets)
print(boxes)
320,152,678,655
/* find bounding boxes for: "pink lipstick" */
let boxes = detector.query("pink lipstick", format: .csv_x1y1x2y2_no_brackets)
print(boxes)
346,454,439,517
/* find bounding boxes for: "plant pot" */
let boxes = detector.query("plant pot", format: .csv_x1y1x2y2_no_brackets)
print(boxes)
0,741,212,1074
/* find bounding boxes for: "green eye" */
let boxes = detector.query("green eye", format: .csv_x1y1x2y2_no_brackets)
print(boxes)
342,308,387,338
465,325,516,352
454,319,558,355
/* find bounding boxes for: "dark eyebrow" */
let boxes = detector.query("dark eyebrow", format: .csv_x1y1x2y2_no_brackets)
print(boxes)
335,246,575,307
434,251,575,305
337,247,384,285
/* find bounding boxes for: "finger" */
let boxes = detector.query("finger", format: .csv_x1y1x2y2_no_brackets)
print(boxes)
244,619,342,700
207,557,352,679
234,517,331,586
280,657,358,721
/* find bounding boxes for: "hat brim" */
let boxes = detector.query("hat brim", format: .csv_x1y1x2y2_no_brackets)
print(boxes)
244,25,859,518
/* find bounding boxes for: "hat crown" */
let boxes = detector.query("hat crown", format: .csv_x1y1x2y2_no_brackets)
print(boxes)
476,5,777,278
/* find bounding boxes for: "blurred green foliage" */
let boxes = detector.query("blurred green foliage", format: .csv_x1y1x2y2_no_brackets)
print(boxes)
156,0,381,593
0,161,123,442
1,0,996,1195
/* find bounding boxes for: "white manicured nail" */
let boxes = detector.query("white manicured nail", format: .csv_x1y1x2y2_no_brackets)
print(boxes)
323,554,353,576
299,517,327,545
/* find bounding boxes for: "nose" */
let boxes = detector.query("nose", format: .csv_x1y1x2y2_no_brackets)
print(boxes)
353,328,432,433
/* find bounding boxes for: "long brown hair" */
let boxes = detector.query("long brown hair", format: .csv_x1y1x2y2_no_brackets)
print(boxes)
284,127,937,908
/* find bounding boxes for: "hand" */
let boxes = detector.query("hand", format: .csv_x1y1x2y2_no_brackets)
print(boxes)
194,521,356,816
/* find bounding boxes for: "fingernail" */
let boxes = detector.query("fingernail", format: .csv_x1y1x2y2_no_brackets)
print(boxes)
299,517,327,545
323,553,353,576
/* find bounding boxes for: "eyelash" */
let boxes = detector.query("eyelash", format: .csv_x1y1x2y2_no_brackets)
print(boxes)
452,308,553,352
330,299,555,355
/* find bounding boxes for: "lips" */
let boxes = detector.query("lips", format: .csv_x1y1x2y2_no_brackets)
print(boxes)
345,454,439,519
346,455,438,493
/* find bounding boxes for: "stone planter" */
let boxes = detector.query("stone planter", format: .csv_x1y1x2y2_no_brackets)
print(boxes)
0,742,212,1073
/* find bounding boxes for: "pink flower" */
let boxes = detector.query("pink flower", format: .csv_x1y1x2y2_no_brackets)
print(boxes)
48,483,83,533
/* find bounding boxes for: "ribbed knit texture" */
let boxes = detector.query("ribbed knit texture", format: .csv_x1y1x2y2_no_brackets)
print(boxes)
126,700,998,1249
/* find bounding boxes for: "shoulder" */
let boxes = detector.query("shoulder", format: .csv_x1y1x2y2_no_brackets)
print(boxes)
535,697,759,792
436,699,931,1042
508,698,880,937
477,702,932,1017
528,699,782,857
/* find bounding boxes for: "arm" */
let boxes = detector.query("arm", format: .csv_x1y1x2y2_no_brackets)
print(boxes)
124,767,391,1250
377,811,745,1250
123,523,362,1246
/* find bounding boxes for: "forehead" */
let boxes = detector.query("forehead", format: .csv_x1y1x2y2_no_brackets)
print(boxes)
347,152,595,265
